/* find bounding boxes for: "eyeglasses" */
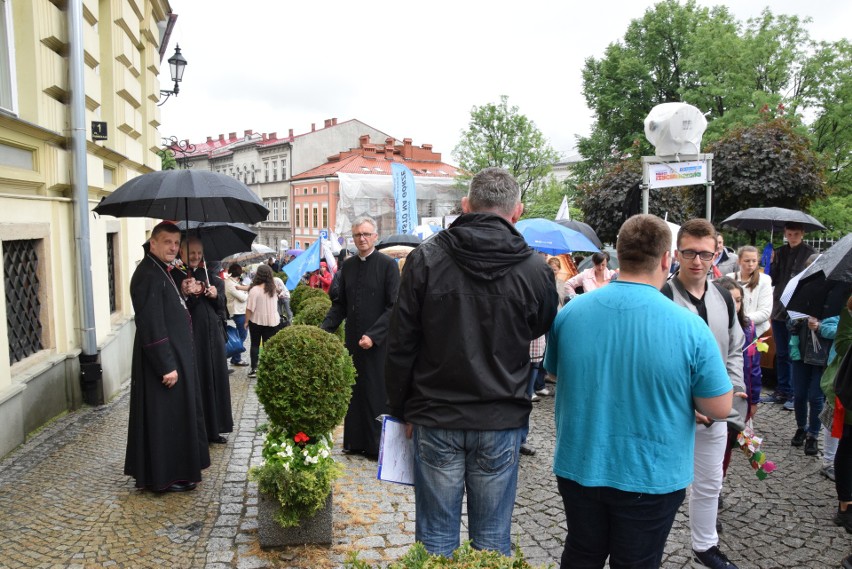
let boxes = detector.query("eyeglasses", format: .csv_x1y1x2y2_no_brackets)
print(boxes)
353,232,375,239
679,249,715,261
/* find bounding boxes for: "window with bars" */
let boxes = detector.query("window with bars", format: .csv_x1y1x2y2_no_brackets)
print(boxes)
4,239,43,364
107,233,117,313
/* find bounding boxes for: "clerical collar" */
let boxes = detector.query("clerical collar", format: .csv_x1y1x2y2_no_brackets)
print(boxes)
357,248,375,261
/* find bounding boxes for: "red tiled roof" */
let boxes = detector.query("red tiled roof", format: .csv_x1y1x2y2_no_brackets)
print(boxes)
291,154,460,181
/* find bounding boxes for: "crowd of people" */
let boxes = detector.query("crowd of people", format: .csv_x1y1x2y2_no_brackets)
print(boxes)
123,170,850,569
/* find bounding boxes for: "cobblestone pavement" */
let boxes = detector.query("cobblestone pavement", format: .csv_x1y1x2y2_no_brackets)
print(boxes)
0,366,849,568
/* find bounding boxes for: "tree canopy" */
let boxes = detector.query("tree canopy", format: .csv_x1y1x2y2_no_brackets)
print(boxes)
452,95,560,204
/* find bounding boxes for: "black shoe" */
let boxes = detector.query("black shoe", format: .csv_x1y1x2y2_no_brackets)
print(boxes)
228,368,235,375
692,545,739,568
834,508,852,534
210,435,227,444
248,369,257,378
519,444,536,456
842,554,852,569
791,428,807,447
804,436,819,456
156,481,197,493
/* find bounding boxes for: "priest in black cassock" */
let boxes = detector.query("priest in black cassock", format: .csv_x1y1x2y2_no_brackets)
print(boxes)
174,236,234,444
124,222,210,492
321,216,400,457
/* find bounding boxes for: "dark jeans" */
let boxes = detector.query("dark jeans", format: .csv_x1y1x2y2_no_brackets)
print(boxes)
248,321,279,370
772,320,793,398
792,360,825,437
230,314,248,364
836,425,852,503
557,477,685,569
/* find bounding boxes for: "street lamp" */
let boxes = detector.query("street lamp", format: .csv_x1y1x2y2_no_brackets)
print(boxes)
158,45,187,106
162,136,196,169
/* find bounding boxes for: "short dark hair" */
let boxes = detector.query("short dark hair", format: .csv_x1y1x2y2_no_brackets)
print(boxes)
228,263,242,277
677,218,716,248
467,168,520,216
616,214,671,274
785,222,805,232
150,221,180,240
592,251,610,266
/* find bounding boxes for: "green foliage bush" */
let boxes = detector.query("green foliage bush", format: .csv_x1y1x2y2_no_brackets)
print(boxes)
289,283,311,313
292,284,328,315
345,542,550,569
293,296,332,327
255,325,355,437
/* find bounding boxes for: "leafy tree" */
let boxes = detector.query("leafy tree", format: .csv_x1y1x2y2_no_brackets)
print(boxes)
453,95,560,204
808,194,852,239
522,177,584,221
578,160,693,244
158,148,177,171
686,116,825,224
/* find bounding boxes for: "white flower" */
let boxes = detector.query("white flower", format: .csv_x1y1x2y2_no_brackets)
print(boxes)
319,449,329,459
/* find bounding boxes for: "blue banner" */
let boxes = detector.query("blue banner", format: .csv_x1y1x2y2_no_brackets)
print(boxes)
282,238,321,290
391,162,418,234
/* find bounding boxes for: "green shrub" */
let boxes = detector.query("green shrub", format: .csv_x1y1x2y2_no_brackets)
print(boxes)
293,286,329,314
255,325,355,436
293,296,332,327
345,541,551,568
289,282,312,314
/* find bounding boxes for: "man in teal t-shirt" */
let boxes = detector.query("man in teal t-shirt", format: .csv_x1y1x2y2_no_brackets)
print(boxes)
544,214,732,569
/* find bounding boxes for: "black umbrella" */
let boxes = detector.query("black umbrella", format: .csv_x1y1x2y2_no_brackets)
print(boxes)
93,170,268,224
376,233,422,250
784,233,852,318
175,221,257,262
555,220,604,249
720,207,825,233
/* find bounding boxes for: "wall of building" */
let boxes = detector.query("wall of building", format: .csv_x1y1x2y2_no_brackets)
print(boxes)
0,0,171,458
290,120,389,178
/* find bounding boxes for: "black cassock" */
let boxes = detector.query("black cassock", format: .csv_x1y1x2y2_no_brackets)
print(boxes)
321,251,400,455
172,266,234,440
124,254,210,490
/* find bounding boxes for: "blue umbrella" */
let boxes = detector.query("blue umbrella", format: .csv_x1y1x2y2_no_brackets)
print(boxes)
516,218,601,255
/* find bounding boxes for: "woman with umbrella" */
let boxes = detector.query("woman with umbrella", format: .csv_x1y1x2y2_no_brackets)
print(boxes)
173,237,234,445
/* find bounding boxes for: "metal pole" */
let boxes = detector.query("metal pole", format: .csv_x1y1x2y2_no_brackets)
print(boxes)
705,158,713,221
69,0,102,403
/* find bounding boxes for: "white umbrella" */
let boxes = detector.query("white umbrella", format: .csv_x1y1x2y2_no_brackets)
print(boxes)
252,243,276,255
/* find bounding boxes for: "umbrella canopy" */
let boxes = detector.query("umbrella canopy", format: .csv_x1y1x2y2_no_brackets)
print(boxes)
252,243,276,255
408,223,443,240
93,169,268,224
376,233,422,250
516,218,601,255
555,220,604,249
784,233,852,318
720,207,826,233
377,245,416,259
285,249,304,258
175,221,256,261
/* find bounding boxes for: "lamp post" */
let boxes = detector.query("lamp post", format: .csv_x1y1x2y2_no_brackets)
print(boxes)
158,44,187,106
162,136,196,169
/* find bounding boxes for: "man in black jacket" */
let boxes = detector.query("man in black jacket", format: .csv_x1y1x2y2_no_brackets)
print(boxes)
385,167,558,557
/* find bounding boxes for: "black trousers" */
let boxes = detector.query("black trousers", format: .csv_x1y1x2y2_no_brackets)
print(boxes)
836,424,852,502
248,321,279,370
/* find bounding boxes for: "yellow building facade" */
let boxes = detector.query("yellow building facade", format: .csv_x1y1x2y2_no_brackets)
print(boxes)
0,0,172,457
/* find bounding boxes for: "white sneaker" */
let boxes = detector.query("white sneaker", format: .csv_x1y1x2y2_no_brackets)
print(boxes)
531,393,541,402
535,387,551,396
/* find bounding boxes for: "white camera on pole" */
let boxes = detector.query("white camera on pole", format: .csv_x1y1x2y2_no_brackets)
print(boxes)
644,102,707,157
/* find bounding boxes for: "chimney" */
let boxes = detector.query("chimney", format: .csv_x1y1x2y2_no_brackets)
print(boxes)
385,137,395,146
206,136,213,144
269,132,277,140
229,132,237,140
244,129,253,137
311,123,316,132
403,138,413,159
332,117,338,125
288,128,294,138
262,133,267,141
359,134,370,147
218,134,225,143
324,119,331,128
422,144,433,151
385,144,395,160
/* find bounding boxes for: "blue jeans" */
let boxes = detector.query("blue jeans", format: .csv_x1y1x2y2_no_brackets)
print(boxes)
230,314,248,364
772,320,793,398
557,477,685,569
412,424,525,557
792,360,825,437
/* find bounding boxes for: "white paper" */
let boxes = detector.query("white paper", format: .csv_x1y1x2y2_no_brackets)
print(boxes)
377,416,414,486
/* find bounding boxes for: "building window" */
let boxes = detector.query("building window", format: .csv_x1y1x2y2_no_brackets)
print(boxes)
0,0,16,114
322,206,328,229
294,206,300,228
251,170,256,184
281,160,286,180
264,200,270,221
304,188,308,195
281,198,289,221
303,207,309,228
4,239,43,364
107,233,117,313
312,207,318,228
272,160,278,181
264,161,269,182
272,200,279,221
312,187,317,194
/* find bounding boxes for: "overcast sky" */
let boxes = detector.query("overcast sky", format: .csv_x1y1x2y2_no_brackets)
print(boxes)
158,1,851,167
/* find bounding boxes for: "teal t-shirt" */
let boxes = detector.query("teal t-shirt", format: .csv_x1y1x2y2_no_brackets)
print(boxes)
544,280,731,494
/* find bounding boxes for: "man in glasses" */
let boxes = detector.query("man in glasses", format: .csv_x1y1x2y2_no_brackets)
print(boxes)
321,216,400,458
662,218,745,569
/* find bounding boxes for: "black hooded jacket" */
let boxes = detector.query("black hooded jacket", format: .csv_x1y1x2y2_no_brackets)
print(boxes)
385,213,559,430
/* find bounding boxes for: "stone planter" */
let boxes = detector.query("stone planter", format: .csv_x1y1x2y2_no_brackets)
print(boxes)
257,490,333,548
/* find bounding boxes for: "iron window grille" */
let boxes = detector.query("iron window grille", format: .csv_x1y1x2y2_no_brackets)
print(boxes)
4,239,43,364
107,233,117,313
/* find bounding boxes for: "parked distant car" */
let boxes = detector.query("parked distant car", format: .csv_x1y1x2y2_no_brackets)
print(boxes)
576,247,619,272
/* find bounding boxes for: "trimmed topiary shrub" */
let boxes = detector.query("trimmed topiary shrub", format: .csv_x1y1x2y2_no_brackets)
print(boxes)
293,286,328,315
293,296,332,327
289,282,311,314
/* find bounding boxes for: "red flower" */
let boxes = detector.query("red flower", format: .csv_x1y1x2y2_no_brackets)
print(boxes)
293,432,310,444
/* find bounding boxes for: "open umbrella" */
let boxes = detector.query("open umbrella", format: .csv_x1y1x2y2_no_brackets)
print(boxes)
285,249,304,258
175,221,256,261
409,223,443,240
93,169,268,224
555,219,604,249
377,233,422,250
721,207,825,234
783,233,852,318
252,243,276,255
516,218,601,255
